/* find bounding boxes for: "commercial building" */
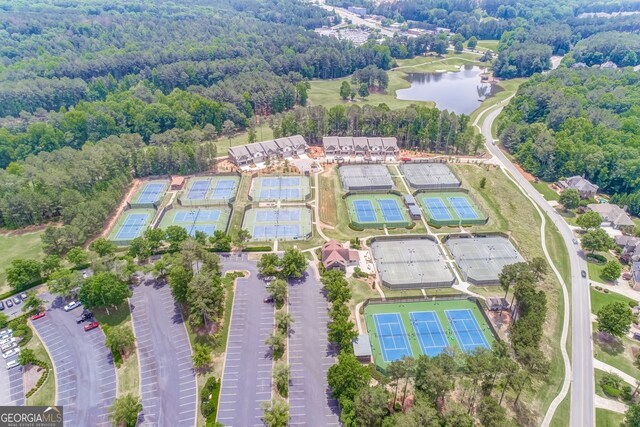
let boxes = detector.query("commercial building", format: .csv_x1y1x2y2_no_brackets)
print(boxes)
321,240,360,271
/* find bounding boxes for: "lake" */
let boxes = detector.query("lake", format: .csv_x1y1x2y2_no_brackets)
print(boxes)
395,65,501,115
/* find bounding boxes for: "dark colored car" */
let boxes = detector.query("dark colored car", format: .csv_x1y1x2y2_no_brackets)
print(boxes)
263,296,274,304
581,270,587,278
84,321,99,332
76,310,93,324
5,300,12,308
30,312,46,320
0,301,4,311
12,297,20,305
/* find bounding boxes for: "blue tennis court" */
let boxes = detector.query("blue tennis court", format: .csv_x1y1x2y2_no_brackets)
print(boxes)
255,209,301,222
448,197,480,220
410,311,448,357
188,224,216,236
379,199,403,222
423,197,453,221
211,179,236,199
353,200,376,222
187,180,211,200
174,210,220,223
259,188,301,200
137,183,165,204
115,213,149,240
253,224,301,239
446,309,490,353
262,177,301,188
373,313,412,362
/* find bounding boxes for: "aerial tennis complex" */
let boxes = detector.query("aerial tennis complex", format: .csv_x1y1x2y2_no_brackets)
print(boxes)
178,175,240,206
249,175,310,202
400,163,461,189
108,208,157,245
242,207,312,241
159,207,232,236
370,237,455,289
346,194,411,228
364,299,494,369
418,191,487,226
339,164,394,191
445,235,525,284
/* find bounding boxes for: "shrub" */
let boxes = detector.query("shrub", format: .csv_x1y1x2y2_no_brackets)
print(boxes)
602,384,622,398
630,301,637,308
242,246,273,252
200,377,220,418
348,223,365,231
587,254,607,264
622,384,633,401
603,289,610,293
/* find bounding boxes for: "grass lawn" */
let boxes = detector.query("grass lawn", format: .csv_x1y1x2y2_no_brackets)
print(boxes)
594,368,632,403
469,78,525,124
587,251,619,283
593,321,640,379
212,123,273,156
590,287,636,315
531,181,560,202
0,230,45,294
596,409,625,427
476,40,499,52
93,303,140,397
25,325,56,406
548,392,570,427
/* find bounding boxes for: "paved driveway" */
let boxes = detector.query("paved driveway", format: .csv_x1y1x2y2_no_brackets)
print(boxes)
129,277,197,427
0,348,24,406
217,253,274,427
288,267,340,426
31,296,116,426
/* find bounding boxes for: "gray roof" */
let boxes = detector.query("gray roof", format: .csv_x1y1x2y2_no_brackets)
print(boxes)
633,262,640,283
338,137,355,149
561,176,599,193
274,137,293,150
353,137,369,150
323,136,339,149
288,135,308,148
409,205,421,217
367,137,384,148
403,194,417,205
587,203,634,227
382,137,398,150
260,139,280,154
352,334,372,357
228,145,250,159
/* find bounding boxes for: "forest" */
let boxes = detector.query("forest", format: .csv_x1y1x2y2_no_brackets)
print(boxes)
498,67,640,214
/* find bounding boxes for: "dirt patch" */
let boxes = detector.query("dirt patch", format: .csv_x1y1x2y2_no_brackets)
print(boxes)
513,163,536,182
487,309,513,340
0,223,59,236
23,364,44,392
216,159,238,173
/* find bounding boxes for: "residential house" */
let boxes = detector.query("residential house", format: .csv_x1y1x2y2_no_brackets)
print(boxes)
227,135,308,167
632,262,640,289
323,136,339,156
323,136,399,158
321,240,360,271
557,176,599,199
228,145,251,166
616,235,640,263
587,203,635,232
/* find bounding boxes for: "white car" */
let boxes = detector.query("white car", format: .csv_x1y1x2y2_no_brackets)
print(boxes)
0,342,17,352
6,360,19,369
0,337,15,347
0,329,12,339
2,348,20,359
64,301,81,312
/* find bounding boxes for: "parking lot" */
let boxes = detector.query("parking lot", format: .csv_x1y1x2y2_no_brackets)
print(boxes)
288,267,340,426
31,294,116,426
129,276,197,426
217,254,274,427
0,332,24,406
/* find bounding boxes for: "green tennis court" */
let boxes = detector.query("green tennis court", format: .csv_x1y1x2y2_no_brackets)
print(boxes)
346,194,411,229
159,206,232,237
364,298,495,370
417,192,487,226
108,208,156,245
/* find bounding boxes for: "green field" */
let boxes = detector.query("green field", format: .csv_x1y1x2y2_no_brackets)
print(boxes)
590,287,636,315
363,299,494,370
531,181,560,202
476,40,499,52
596,408,626,427
214,124,274,156
588,251,621,283
0,231,45,294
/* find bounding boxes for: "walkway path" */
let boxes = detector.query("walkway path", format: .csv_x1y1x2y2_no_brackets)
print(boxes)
591,281,640,302
593,359,637,386
594,395,628,414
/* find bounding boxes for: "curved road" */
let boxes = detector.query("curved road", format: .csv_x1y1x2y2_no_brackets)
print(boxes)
481,107,594,427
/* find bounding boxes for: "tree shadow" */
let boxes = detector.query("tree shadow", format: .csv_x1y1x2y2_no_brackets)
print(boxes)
594,331,625,356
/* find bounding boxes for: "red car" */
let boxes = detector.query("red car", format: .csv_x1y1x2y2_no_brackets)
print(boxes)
84,321,99,332
30,311,46,320
400,157,411,162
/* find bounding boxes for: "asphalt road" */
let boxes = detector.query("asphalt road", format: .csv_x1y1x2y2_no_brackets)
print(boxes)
32,295,116,426
0,344,24,406
217,254,274,427
482,107,593,426
129,276,197,427
288,266,340,426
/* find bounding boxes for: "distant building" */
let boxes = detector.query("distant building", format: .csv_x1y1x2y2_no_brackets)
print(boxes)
557,176,599,199
321,240,360,271
601,61,618,69
170,176,185,190
228,135,307,167
587,203,635,232
347,6,367,17
402,194,421,219
571,62,588,69
632,262,640,289
322,136,399,158
616,235,640,263
352,334,372,363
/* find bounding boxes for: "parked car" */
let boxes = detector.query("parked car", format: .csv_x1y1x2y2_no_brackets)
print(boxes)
6,360,19,369
572,238,578,245
0,301,4,311
0,337,16,347
84,321,99,332
581,270,587,278
30,312,46,320
75,310,93,324
5,299,13,308
1,342,17,352
19,292,28,300
12,297,20,305
0,329,12,339
263,296,274,304
64,301,81,312
2,348,20,359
